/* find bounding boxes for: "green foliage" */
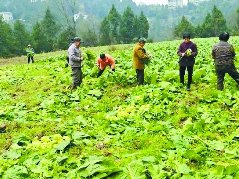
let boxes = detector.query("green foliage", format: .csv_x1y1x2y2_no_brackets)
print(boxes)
13,20,31,56
175,6,228,38
108,4,121,43
119,6,136,43
0,18,15,57
138,11,149,39
99,17,111,45
211,6,228,36
57,26,76,50
1,37,239,178
31,22,48,53
41,8,59,51
174,16,195,38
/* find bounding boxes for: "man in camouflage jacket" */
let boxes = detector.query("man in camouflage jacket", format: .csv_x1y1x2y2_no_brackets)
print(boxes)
212,32,239,90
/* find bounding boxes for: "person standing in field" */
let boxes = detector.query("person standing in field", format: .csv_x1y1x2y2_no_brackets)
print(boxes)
212,32,239,90
133,37,150,85
67,37,84,90
96,53,115,78
177,32,198,91
25,44,35,64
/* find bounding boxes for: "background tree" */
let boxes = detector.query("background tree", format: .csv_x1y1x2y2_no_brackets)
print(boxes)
41,8,60,52
108,5,121,44
31,22,47,53
0,18,14,57
211,6,227,36
138,11,149,38
235,7,239,35
55,0,78,36
82,28,98,47
201,13,214,37
57,26,75,50
173,16,195,38
119,6,136,43
13,20,31,56
99,17,111,45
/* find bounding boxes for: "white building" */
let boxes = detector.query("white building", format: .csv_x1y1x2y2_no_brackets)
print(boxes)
168,0,186,9
0,12,13,21
188,0,210,5
30,0,46,3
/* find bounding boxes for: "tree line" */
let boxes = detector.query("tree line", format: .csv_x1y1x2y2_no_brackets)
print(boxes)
174,6,239,38
0,4,238,58
0,5,148,58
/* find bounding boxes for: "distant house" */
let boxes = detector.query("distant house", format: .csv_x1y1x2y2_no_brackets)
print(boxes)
0,12,13,21
30,0,46,2
188,0,210,5
168,0,186,9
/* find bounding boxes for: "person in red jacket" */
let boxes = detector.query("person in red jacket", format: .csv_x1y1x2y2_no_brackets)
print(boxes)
96,54,115,77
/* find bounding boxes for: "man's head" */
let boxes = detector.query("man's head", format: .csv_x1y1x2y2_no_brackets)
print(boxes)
100,54,106,60
183,32,191,43
219,32,230,42
138,37,146,47
73,37,83,47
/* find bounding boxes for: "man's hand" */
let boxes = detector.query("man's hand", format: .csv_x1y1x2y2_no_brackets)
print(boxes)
181,53,185,57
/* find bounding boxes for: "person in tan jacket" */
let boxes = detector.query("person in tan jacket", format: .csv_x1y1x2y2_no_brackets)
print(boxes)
133,38,150,85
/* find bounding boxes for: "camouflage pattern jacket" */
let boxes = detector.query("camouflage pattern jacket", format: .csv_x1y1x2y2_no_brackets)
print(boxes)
212,41,236,66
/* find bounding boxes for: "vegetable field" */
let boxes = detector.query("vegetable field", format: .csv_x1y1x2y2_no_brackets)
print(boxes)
0,37,239,178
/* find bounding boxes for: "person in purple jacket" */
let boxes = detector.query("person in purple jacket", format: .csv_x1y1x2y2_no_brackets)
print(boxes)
177,32,198,91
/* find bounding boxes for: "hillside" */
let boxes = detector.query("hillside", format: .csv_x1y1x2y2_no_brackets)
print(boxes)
0,0,238,41
0,37,239,178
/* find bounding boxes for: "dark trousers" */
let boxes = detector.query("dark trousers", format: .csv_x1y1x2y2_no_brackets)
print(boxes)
179,66,193,86
216,65,239,90
28,56,34,63
97,67,115,78
136,69,144,85
97,69,105,78
71,67,82,89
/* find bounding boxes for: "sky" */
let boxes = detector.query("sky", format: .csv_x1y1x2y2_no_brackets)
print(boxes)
132,0,168,5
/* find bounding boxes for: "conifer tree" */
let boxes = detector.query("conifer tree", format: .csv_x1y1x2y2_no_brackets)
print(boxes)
119,6,136,43
99,17,111,45
108,5,121,43
173,16,194,38
41,8,59,51
138,11,149,38
211,6,227,36
13,20,31,55
0,18,14,57
32,22,48,53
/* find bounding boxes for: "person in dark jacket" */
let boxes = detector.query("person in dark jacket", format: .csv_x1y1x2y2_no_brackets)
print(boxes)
177,33,198,91
212,32,239,90
67,37,84,90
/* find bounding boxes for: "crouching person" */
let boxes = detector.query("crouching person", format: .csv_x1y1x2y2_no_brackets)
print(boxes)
97,54,115,78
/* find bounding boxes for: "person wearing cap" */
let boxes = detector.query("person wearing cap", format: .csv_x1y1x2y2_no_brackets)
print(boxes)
25,44,35,63
67,37,84,90
96,54,115,78
133,37,150,85
177,32,198,91
212,32,239,90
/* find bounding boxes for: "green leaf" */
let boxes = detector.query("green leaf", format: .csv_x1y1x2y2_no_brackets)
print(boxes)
177,163,191,174
126,161,146,179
